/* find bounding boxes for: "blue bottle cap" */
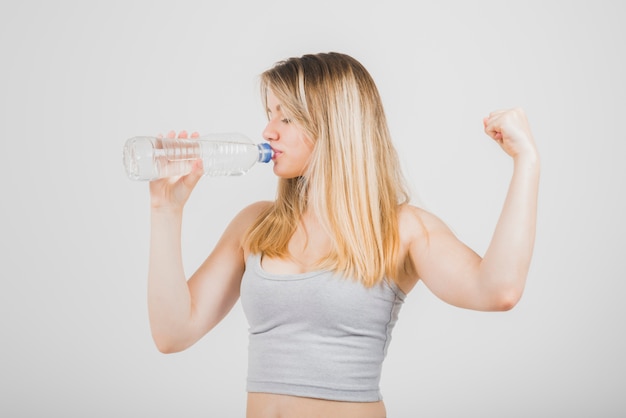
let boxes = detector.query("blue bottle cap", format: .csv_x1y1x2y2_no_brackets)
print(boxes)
258,143,273,163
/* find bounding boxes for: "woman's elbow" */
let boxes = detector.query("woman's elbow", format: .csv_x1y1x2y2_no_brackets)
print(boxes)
155,341,182,354
491,287,523,311
152,332,191,354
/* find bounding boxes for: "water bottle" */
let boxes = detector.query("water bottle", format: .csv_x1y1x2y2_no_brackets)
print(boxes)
123,133,273,181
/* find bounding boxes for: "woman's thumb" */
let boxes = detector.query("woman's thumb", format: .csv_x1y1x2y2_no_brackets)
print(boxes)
182,159,204,189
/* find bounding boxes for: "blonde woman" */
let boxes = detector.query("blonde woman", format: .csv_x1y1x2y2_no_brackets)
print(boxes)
147,52,540,418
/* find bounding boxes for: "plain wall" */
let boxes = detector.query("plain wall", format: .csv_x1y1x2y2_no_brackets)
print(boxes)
1,0,624,416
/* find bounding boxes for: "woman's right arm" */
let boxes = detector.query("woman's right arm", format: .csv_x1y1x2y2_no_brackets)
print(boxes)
146,130,264,353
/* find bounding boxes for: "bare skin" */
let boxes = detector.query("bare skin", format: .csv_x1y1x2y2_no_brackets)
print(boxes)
246,393,387,418
146,99,539,417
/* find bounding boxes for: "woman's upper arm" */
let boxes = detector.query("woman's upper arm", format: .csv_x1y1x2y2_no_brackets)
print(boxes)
404,206,504,311
185,201,271,339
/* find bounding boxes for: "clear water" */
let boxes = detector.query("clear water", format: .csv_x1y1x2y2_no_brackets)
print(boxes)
124,137,264,180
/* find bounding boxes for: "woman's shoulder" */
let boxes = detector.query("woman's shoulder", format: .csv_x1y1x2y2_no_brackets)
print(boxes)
220,201,274,252
233,200,274,225
220,200,274,236
236,201,274,259
241,200,274,215
398,203,438,230
397,203,449,244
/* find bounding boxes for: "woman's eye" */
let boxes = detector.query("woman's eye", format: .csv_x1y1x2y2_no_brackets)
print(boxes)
281,118,292,124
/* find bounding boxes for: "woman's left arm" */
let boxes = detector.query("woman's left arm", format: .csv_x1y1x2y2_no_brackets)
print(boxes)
409,108,540,311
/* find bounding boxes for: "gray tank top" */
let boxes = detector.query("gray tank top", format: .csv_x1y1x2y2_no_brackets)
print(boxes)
240,253,406,402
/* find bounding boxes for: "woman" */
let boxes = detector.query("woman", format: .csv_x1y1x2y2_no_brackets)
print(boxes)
147,52,540,418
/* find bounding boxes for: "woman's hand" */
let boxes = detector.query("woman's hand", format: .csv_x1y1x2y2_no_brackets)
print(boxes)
483,108,538,163
149,130,204,212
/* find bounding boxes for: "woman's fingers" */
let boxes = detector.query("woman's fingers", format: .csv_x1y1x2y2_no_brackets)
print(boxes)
483,108,536,159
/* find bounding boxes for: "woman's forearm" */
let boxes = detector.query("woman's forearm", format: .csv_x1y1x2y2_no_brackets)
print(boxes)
480,154,540,303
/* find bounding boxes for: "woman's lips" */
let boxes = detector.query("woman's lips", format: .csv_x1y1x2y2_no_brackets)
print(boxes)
271,148,282,160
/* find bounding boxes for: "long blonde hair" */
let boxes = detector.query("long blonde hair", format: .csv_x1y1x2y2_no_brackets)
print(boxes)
244,52,410,287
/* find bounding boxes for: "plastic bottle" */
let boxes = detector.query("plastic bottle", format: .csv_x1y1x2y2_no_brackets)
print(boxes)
123,133,273,181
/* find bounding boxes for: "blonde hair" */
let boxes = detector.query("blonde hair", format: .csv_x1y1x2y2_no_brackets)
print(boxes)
244,52,410,287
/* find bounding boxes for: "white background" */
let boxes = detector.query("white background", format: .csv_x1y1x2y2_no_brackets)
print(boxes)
1,1,624,417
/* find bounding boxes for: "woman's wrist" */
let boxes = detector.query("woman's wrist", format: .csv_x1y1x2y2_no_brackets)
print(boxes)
150,204,184,217
513,149,540,172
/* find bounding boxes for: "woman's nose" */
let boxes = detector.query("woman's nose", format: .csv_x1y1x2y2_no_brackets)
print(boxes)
263,123,278,142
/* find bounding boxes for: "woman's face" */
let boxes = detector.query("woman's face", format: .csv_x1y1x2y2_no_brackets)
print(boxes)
263,89,314,179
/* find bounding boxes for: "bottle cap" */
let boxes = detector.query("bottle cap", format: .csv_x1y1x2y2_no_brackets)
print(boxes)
258,143,273,163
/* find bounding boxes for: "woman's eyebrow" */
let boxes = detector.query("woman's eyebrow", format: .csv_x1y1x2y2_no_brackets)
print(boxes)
266,104,282,114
